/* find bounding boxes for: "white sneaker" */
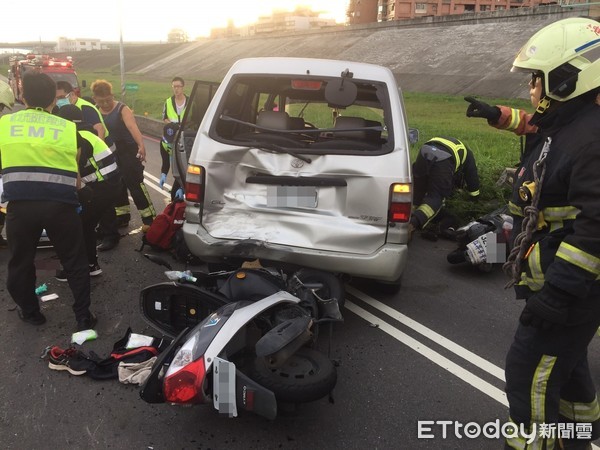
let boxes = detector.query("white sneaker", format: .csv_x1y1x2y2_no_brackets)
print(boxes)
89,264,103,277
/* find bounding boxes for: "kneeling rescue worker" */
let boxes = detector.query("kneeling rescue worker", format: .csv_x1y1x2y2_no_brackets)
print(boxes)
409,136,480,237
502,18,600,449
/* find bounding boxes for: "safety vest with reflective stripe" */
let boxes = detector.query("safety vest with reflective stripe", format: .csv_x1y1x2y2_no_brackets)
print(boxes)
0,108,79,204
79,130,119,184
427,137,467,172
164,95,187,123
75,97,110,141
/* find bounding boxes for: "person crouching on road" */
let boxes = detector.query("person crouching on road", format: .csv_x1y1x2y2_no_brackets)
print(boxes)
409,136,480,239
92,79,156,251
54,104,121,281
0,72,97,331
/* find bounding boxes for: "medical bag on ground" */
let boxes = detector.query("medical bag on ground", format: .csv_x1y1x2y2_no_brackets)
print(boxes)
139,199,186,251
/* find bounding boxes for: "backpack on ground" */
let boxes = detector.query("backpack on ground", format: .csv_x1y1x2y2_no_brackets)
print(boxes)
139,199,186,251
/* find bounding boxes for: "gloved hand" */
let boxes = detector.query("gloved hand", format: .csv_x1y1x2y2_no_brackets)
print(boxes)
174,188,184,200
464,97,501,123
159,173,167,189
519,285,572,331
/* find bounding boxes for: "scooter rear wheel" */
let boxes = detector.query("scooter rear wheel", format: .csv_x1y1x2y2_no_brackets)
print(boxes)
248,347,337,403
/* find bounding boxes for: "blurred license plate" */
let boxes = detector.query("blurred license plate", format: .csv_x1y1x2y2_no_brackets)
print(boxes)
266,186,317,208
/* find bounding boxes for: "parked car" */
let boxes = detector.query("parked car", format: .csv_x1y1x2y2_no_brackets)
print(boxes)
172,57,414,290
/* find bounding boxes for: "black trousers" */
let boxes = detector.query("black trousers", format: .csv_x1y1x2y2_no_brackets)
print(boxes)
112,140,156,225
98,141,156,236
80,179,120,264
505,319,600,448
6,200,91,322
160,141,170,175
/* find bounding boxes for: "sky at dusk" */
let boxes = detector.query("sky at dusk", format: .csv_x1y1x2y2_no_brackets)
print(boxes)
0,0,349,43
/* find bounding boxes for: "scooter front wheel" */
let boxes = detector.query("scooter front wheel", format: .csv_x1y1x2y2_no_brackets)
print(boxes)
248,347,337,403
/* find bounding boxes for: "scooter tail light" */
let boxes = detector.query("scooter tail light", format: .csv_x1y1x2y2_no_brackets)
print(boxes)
163,332,207,404
163,357,206,404
389,183,412,223
184,165,204,203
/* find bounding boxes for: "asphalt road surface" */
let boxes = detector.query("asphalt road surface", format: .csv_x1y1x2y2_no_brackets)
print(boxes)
1,135,599,449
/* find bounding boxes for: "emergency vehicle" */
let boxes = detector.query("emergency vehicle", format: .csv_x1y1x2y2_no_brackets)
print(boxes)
8,54,81,103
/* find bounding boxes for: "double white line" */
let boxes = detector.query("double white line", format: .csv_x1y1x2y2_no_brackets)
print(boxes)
346,285,508,406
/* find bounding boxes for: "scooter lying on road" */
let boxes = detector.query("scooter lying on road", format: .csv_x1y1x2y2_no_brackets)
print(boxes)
446,206,512,272
139,258,344,419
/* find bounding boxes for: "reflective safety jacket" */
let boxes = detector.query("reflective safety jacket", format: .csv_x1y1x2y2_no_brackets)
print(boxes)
510,100,600,322
75,97,110,142
78,130,119,184
411,136,480,228
162,95,188,123
493,105,538,136
0,108,79,205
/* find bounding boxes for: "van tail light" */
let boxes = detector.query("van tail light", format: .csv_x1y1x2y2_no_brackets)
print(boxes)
389,183,412,223
184,165,204,203
163,333,207,404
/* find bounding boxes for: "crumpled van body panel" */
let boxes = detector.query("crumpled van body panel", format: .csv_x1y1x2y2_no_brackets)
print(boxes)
183,58,412,283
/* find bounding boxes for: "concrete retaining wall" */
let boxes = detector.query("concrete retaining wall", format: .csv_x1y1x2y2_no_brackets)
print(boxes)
136,115,163,138
124,5,591,99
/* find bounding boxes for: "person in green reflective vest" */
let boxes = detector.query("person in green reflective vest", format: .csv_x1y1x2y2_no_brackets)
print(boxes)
0,72,97,331
159,76,187,199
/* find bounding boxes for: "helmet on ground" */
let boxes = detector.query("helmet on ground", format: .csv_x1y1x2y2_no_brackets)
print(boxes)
0,80,15,111
512,17,600,101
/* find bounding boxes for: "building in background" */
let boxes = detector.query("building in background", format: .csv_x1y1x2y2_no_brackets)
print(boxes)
167,28,189,43
255,7,336,34
376,0,568,21
56,37,103,52
211,6,337,38
347,0,379,24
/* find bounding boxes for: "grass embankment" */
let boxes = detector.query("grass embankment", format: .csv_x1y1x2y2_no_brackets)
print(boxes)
2,64,532,224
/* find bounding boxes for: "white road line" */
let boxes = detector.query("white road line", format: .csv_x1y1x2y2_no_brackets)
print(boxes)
144,172,172,197
347,285,505,382
345,300,509,407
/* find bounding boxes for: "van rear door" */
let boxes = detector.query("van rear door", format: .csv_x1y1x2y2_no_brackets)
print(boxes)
172,81,220,186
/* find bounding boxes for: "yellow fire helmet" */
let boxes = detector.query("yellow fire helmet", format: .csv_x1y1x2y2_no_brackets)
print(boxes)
512,17,600,101
0,80,14,111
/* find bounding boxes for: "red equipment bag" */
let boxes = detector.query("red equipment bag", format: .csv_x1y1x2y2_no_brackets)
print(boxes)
141,199,186,251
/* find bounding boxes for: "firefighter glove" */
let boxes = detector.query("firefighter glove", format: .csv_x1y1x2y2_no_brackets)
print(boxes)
519,284,572,331
464,97,501,123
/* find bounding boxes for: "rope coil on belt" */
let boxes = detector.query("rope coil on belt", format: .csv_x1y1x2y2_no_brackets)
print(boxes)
503,139,551,289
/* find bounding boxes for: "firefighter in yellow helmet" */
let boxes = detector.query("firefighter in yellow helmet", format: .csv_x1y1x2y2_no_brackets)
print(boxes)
0,80,15,247
501,18,600,449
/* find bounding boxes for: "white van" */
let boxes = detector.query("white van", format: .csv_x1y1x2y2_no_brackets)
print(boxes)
173,57,413,289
